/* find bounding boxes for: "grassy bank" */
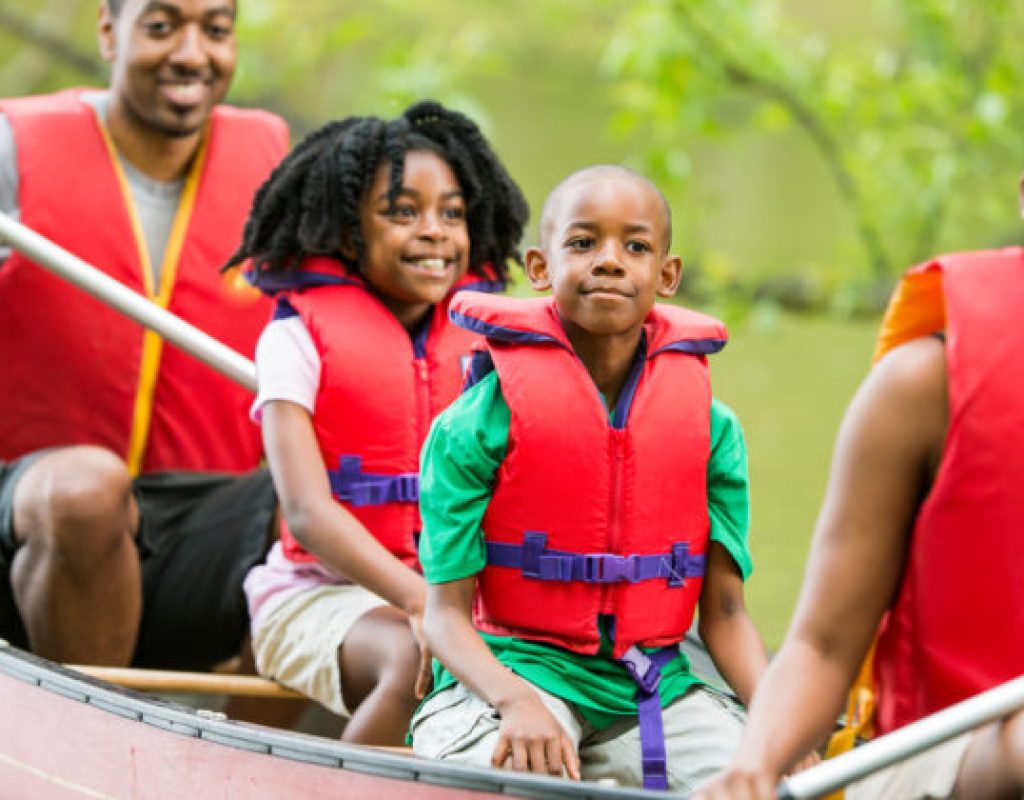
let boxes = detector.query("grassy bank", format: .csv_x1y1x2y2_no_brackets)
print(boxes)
711,311,879,647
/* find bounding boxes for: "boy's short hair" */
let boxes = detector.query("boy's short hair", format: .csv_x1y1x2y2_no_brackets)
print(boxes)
539,165,673,251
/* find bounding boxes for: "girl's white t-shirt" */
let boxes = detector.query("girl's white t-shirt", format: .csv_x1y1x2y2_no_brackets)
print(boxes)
250,315,321,421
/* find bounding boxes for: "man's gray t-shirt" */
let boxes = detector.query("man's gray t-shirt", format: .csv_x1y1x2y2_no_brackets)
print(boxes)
0,91,183,286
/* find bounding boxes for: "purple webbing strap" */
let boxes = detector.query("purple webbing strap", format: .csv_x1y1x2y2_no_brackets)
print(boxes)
485,532,706,586
327,455,419,507
619,645,679,791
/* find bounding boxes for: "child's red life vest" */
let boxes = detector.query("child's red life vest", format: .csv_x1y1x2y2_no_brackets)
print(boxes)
258,257,503,567
449,292,728,658
873,248,1024,733
0,89,289,474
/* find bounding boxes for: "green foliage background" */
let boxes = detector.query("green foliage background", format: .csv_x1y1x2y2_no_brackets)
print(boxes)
1,0,1021,645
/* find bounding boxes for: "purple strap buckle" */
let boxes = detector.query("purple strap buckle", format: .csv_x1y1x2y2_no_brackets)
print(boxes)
582,552,637,582
327,455,419,507
485,532,706,588
619,645,661,694
668,542,705,588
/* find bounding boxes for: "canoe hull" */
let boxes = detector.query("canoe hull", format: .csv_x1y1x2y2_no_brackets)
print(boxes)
0,643,660,799
0,668,473,799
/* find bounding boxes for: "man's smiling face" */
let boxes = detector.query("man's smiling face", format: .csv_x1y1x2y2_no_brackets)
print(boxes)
99,0,237,139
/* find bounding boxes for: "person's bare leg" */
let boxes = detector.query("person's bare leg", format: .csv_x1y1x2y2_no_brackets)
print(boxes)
9,446,141,664
955,709,1024,799
223,635,310,728
220,505,308,727
339,605,422,746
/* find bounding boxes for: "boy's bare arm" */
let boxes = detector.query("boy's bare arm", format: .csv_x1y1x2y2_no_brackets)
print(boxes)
697,541,768,707
424,578,581,780
262,399,431,692
695,337,948,799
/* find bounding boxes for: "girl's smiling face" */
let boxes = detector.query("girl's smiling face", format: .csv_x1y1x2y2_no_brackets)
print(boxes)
357,150,470,329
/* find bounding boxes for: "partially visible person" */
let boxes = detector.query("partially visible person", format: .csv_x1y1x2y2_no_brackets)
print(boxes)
234,101,528,745
696,245,1024,799
0,0,289,671
411,165,773,793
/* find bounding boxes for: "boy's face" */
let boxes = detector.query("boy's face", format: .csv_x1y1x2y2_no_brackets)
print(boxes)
99,0,237,139
526,173,681,338
358,149,470,329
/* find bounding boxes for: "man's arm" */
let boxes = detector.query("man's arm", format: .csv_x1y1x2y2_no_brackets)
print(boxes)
696,335,948,799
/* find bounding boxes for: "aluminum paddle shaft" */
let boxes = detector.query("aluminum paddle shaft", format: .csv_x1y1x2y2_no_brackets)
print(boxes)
777,674,1024,799
0,211,257,392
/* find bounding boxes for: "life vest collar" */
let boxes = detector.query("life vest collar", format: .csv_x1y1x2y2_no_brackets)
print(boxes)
451,295,570,349
450,293,728,356
246,255,362,294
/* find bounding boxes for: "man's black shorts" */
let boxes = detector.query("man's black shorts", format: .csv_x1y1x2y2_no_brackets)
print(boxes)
0,454,276,670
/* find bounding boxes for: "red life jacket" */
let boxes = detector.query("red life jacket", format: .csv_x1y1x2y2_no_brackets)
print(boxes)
257,257,504,566
0,89,289,474
874,249,1024,733
449,292,728,659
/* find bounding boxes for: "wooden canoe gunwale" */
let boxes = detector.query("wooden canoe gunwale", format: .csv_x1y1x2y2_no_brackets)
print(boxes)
0,641,665,799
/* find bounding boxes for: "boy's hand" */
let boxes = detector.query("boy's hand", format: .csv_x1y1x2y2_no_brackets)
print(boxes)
492,690,581,780
407,608,434,700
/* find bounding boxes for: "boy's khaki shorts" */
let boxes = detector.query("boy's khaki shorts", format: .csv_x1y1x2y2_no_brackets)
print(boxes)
251,584,387,715
411,680,745,793
844,733,970,800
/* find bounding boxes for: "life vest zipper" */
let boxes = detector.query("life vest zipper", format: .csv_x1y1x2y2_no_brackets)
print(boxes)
414,357,431,457
602,427,627,614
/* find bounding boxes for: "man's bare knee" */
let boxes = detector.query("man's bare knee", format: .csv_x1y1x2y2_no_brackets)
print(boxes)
13,446,136,556
956,712,1024,799
1002,709,1024,784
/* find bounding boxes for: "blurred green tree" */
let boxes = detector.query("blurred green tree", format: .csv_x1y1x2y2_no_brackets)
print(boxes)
3,0,1023,300
602,0,1024,283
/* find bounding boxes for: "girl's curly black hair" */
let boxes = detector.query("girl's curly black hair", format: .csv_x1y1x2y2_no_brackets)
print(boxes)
227,101,528,284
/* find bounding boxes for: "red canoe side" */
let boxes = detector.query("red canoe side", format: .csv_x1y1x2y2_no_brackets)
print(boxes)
0,669,486,800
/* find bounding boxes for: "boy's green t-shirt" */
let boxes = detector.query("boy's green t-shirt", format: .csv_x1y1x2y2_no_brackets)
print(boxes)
418,369,752,729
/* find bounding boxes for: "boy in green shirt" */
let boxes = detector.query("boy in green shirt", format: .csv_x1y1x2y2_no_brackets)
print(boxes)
411,165,767,793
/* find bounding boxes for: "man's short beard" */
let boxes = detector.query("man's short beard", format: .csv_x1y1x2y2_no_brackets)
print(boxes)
153,117,207,139
122,95,212,139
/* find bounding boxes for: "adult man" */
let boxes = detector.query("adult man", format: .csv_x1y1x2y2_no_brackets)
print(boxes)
696,246,1024,798
0,0,289,671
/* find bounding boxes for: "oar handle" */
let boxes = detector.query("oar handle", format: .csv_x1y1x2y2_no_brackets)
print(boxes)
778,674,1024,799
0,211,257,392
